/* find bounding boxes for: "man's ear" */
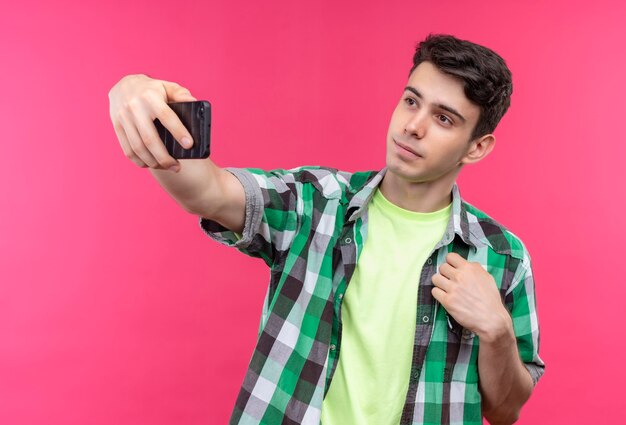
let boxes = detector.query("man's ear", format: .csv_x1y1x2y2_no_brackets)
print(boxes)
461,134,496,165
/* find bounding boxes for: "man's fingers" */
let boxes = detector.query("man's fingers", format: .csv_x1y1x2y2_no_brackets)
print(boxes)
161,80,197,103
153,104,195,150
432,272,451,292
136,115,180,169
446,252,468,267
438,263,456,280
119,111,159,168
108,75,194,172
112,119,148,168
432,287,448,304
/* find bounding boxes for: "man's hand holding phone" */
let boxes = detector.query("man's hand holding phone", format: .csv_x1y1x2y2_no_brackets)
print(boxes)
108,73,245,234
108,74,198,173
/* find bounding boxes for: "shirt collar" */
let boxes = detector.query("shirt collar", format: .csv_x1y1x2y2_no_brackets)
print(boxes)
346,167,484,249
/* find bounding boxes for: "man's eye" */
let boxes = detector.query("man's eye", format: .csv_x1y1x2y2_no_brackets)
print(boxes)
404,97,416,106
437,115,452,125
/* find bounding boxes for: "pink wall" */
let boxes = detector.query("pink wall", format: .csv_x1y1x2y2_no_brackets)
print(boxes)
1,0,624,423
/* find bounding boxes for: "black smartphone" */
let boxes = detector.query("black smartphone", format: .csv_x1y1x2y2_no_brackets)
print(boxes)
153,100,211,159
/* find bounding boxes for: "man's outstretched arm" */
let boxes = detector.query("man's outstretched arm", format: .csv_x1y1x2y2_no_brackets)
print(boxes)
108,74,245,233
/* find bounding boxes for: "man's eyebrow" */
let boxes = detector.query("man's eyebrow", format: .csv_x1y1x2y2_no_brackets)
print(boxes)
403,86,467,123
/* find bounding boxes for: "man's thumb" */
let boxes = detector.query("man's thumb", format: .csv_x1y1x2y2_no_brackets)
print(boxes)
161,80,197,102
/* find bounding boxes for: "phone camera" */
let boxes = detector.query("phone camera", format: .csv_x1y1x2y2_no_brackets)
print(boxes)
197,107,204,120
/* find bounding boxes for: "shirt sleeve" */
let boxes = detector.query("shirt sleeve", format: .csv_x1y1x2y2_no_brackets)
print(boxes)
505,252,545,386
197,167,301,267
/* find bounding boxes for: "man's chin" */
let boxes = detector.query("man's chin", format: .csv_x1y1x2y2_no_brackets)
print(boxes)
385,162,427,183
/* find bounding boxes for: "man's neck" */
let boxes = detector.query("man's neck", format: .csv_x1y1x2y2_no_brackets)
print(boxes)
379,170,456,213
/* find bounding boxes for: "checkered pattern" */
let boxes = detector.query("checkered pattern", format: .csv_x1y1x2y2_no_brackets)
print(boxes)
199,166,544,425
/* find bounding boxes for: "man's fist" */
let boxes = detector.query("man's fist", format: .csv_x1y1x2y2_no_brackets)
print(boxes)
108,74,197,172
431,252,512,343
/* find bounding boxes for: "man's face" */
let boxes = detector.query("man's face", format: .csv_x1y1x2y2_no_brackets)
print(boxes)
385,61,482,184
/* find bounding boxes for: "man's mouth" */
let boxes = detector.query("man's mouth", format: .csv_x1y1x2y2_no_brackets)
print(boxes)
394,139,422,158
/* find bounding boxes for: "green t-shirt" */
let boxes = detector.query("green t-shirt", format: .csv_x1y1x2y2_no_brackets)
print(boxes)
321,188,451,424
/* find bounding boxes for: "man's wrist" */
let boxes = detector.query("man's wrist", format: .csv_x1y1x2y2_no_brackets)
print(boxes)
476,310,515,346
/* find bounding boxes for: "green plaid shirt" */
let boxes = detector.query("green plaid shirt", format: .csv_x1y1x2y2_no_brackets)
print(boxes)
199,166,544,425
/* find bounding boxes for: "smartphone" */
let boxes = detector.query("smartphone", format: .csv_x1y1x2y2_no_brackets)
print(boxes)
153,100,211,159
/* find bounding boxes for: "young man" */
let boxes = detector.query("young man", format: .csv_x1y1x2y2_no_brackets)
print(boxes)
109,34,544,425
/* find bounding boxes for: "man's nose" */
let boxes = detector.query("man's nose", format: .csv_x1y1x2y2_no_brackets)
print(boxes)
404,112,427,139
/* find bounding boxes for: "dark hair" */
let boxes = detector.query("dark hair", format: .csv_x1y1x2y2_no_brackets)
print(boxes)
409,34,513,139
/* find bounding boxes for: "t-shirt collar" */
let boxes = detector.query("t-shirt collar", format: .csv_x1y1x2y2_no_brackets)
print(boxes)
346,167,483,249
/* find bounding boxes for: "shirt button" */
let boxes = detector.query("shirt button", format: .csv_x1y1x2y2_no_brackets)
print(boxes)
422,316,430,323
338,293,344,300
462,329,474,339
427,258,432,265
344,237,352,244
330,344,336,351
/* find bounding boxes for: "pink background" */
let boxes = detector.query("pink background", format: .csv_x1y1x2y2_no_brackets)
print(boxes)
1,0,624,423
